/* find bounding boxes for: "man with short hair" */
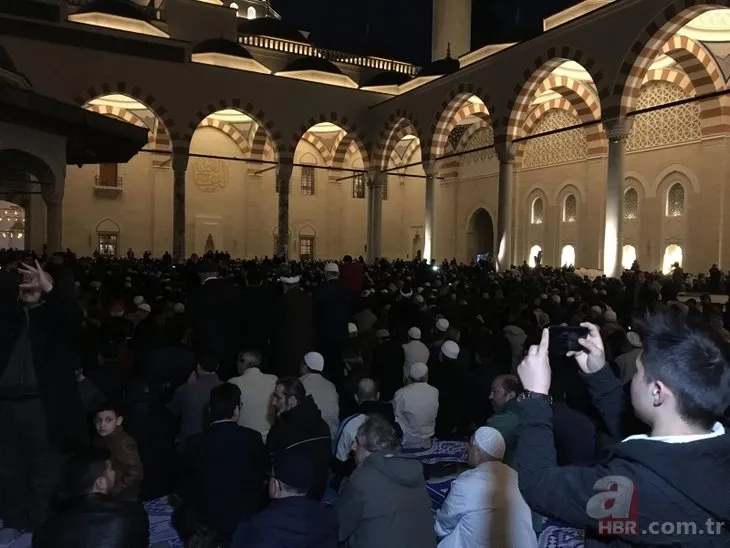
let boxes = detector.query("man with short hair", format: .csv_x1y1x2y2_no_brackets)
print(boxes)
435,427,536,548
33,447,149,547
486,374,522,466
314,262,351,382
336,416,436,548
266,378,332,501
299,352,340,436
516,316,730,546
232,447,338,548
169,353,221,446
229,350,278,441
393,363,439,449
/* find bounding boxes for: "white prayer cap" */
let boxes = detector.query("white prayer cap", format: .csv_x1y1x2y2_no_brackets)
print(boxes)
376,329,390,339
407,327,422,340
441,340,460,360
414,295,424,304
552,295,561,304
590,305,602,315
566,297,575,304
605,310,617,322
279,275,301,284
173,302,185,314
324,262,339,274
348,322,358,335
124,282,132,288
304,352,324,372
380,289,389,295
540,293,548,300
125,276,132,282
436,318,449,332
400,289,413,298
627,332,642,348
138,303,151,313
409,362,428,380
133,295,144,306
473,427,505,459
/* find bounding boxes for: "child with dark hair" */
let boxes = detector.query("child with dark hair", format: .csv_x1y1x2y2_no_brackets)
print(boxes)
93,403,143,502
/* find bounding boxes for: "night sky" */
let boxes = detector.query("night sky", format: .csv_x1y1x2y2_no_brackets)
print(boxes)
270,0,584,66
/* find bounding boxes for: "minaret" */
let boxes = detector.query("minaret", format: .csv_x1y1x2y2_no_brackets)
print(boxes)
432,0,472,62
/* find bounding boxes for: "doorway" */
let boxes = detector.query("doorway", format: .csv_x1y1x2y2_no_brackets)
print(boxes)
467,208,494,261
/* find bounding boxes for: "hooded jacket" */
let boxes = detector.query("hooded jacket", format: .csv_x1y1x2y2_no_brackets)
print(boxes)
336,452,437,548
515,367,730,547
266,396,332,501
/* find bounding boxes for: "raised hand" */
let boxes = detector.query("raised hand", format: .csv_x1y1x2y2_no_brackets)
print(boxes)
517,328,552,395
566,322,606,374
18,260,54,294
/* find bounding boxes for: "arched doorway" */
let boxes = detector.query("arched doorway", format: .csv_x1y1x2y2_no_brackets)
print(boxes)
663,244,683,275
467,208,494,261
622,245,637,270
561,244,576,267
0,201,25,250
528,245,542,268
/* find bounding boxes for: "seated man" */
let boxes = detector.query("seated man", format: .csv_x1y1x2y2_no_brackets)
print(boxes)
516,317,730,546
232,447,338,548
299,352,340,437
199,383,268,541
393,363,439,449
486,374,522,466
336,416,436,548
434,427,536,548
267,377,332,501
33,447,149,548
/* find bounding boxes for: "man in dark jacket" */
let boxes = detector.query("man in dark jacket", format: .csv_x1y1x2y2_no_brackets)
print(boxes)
516,317,730,547
33,447,149,548
198,383,268,540
0,261,86,535
314,263,351,382
272,276,315,377
370,329,405,402
232,447,338,548
336,416,436,548
266,377,331,501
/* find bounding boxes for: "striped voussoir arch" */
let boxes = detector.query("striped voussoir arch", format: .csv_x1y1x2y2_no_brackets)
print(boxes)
84,104,153,145
73,82,178,140
642,68,694,94
197,118,250,156
332,133,368,171
609,0,729,120
373,109,422,171
250,125,277,162
429,83,493,160
185,100,282,161
439,112,493,179
515,97,596,164
299,132,333,165
291,114,370,168
388,135,422,170
504,46,606,140
661,35,723,95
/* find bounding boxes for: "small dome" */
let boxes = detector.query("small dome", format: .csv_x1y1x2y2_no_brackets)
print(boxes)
283,57,342,75
417,55,459,78
238,17,307,43
363,71,412,88
76,0,149,21
192,39,253,59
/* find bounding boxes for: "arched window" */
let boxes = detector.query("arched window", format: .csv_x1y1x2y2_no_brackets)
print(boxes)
531,197,544,225
96,219,120,257
299,225,316,261
563,194,577,223
622,245,637,270
662,244,683,274
561,245,575,267
624,188,638,220
666,183,685,217
247,6,256,19
528,245,542,268
300,165,315,196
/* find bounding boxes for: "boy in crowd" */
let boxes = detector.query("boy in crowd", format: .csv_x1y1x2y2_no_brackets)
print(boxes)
93,404,144,502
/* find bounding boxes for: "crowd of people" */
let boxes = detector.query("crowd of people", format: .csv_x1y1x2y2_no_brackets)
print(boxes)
0,247,728,548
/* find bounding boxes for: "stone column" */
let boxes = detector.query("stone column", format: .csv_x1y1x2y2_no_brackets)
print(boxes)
603,118,632,278
367,170,384,262
276,160,293,258
45,198,62,253
423,162,438,262
496,142,516,271
172,150,189,262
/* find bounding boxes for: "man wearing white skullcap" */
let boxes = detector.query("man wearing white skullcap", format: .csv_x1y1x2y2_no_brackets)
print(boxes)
300,352,340,436
402,327,430,383
392,363,439,449
435,426,536,548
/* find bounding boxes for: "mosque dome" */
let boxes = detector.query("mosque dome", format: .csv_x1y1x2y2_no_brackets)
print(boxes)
238,17,308,43
417,50,460,77
76,0,150,21
192,38,254,59
283,57,343,75
363,71,412,88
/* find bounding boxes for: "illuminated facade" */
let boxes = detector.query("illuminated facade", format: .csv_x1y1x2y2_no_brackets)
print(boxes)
2,0,730,275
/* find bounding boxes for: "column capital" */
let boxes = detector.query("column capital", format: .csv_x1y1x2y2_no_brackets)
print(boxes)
172,149,189,173
277,159,293,180
603,118,633,142
367,170,384,187
423,161,440,178
495,141,516,164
